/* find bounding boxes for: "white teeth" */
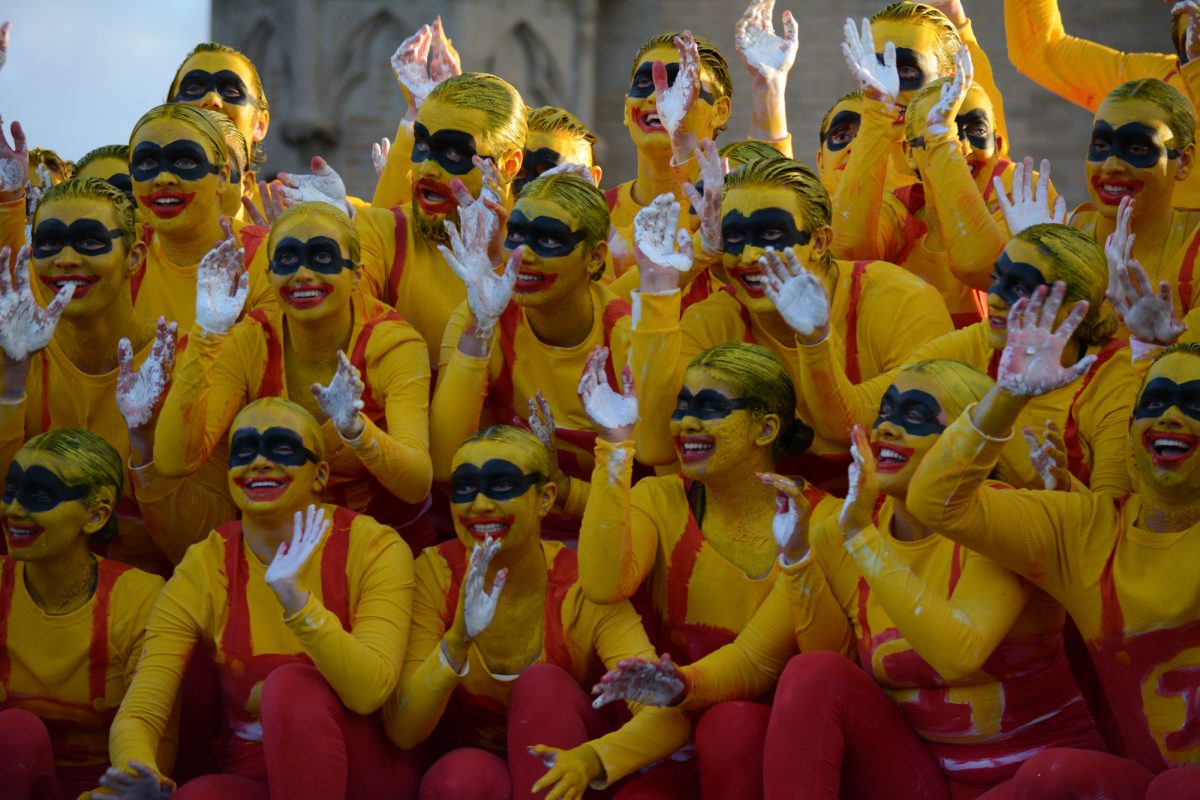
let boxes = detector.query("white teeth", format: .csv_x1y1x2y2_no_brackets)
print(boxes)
742,274,764,288
879,448,906,462
7,526,37,537
291,289,324,299
423,190,446,203
1102,184,1131,194
155,197,182,205
646,114,661,126
1153,438,1191,452
518,273,542,283
682,442,713,452
248,480,283,489
470,522,506,533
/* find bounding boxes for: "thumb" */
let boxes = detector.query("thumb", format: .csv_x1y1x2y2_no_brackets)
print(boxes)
310,155,329,175
1067,354,1098,383
782,9,798,43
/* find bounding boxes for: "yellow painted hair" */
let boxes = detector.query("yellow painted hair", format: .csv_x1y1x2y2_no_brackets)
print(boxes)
526,106,597,164
168,42,269,167
267,201,361,266
22,428,123,544
231,397,326,462
427,73,527,162
718,139,782,170
35,177,136,251
212,113,249,172
870,2,962,74
462,425,552,483
820,91,864,145
632,32,733,105
75,144,129,176
130,103,229,172
1017,223,1118,346
517,172,609,251
901,359,993,422
1105,79,1196,152
724,156,832,238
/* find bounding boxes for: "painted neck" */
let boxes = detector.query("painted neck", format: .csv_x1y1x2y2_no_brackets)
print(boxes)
242,500,318,565
524,284,596,348
702,445,778,496
1136,484,1200,533
284,301,355,367
56,298,153,375
159,214,229,268
632,147,683,206
487,533,547,595
888,495,935,542
23,540,97,615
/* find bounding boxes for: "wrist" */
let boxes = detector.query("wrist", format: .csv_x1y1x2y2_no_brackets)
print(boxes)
442,632,470,671
339,413,366,441
779,545,810,566
270,580,308,616
0,188,25,204
794,322,830,347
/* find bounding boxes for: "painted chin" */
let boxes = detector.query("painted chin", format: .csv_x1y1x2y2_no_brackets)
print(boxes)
1141,430,1200,469
631,107,667,136
675,435,716,466
39,274,100,300
513,268,558,296
872,441,915,475
280,282,334,310
415,178,457,216
4,520,44,550
233,476,294,503
458,515,516,540
140,189,196,219
1090,176,1144,206
729,268,767,299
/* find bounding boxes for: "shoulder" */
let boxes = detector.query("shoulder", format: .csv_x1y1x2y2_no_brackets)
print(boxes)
854,258,942,299
347,509,415,566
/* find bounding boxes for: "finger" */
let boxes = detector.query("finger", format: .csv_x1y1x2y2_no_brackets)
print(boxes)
1023,425,1041,451
1066,353,1098,383
782,9,798,44
449,177,475,208
1035,158,1051,204
1052,195,1067,223
1055,298,1090,341
117,337,134,376
993,176,1012,213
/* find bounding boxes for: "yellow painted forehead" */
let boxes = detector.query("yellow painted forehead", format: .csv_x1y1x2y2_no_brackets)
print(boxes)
723,185,802,220
1003,238,1052,280
634,45,718,89
270,212,349,254
12,447,76,480
1095,97,1175,140
869,19,944,55
417,98,493,144
452,438,540,474
682,365,739,398
1147,352,1200,385
513,194,576,228
826,96,864,127
890,370,947,406
230,403,322,453
132,117,219,158
175,51,258,98
525,130,592,167
75,157,128,180
34,196,121,233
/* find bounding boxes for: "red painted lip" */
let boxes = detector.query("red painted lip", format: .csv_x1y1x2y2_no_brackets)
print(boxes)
233,476,293,502
728,267,767,299
1142,430,1199,469
415,178,457,216
139,189,195,219
513,268,557,295
39,273,100,300
4,521,44,549
675,435,716,465
988,313,1008,330
280,282,333,310
1090,176,1144,206
457,515,516,540
872,441,915,474
632,107,666,135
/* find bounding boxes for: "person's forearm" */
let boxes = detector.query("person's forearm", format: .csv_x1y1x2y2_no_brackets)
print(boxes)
923,141,1007,290
429,347,490,481
381,642,463,749
153,329,230,477
578,439,651,604
831,101,902,260
630,290,685,466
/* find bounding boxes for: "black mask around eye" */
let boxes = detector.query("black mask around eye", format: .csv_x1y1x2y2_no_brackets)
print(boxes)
886,47,932,93
821,110,862,152
504,210,587,258
174,69,256,106
628,61,716,103
721,208,811,256
1087,121,1178,170
955,107,994,152
1133,377,1200,421
3,463,89,512
105,173,135,204
228,427,319,468
31,219,124,259
269,236,355,275
130,140,221,182
450,459,546,503
672,388,748,421
513,147,564,195
988,252,1048,307
411,122,480,176
874,385,945,436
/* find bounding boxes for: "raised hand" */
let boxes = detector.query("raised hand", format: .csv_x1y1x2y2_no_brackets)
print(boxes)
312,350,366,439
265,504,331,615
994,157,1067,235
1105,197,1184,345
925,46,973,141
540,162,593,181
0,120,28,195
391,24,435,114
736,0,798,85
1174,2,1200,62
194,220,248,335
682,139,727,259
528,391,570,497
463,535,506,639
243,180,287,228
758,471,813,563
1023,419,1069,491
0,21,10,73
371,137,391,177
25,164,52,219
449,156,506,261
438,202,516,340
759,247,830,344
654,31,702,155
578,345,638,442
922,0,967,25
429,16,462,81
0,245,71,363
93,760,175,800
998,282,1097,397
116,317,178,431
842,18,899,108
591,654,685,708
634,193,693,294
839,425,879,540
275,156,352,215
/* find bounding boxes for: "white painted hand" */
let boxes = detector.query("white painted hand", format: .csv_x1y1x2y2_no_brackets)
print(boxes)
429,16,462,82
1174,2,1200,62
1104,196,1185,345
925,46,973,141
758,471,812,561
994,156,1067,235
839,425,879,540
682,138,727,258
264,505,330,617
24,164,52,220
635,194,693,294
578,345,638,438
736,0,798,85
841,18,899,107
654,31,702,145
0,21,10,74
0,120,26,193
527,390,557,454
116,317,178,430
540,161,593,181
371,137,391,177
759,247,830,342
439,202,517,340
194,221,248,336
0,245,70,363
94,760,175,800
391,24,435,110
998,283,1097,397
275,156,351,215
312,350,366,439
464,535,506,639
1023,420,1068,491
591,654,685,708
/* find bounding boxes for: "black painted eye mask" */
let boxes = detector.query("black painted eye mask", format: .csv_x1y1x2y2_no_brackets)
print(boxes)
3,463,88,512
130,140,221,182
628,61,715,103
874,385,945,436
31,219,124,259
174,69,256,106
883,47,932,93
505,210,586,258
821,110,862,152
412,122,479,176
269,236,355,275
955,108,994,152
513,147,564,195
228,427,319,468
105,173,134,204
1134,377,1200,421
450,459,546,503
1088,121,1178,169
721,208,811,256
672,388,748,421
988,252,1048,307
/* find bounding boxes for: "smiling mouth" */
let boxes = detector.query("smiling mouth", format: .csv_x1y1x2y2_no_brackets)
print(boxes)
415,179,457,215
234,476,292,502
5,521,43,549
39,274,98,299
676,436,716,464
140,190,194,219
634,109,666,134
514,269,556,294
730,269,766,298
1091,177,1143,205
280,283,332,309
459,516,514,539
873,442,915,474
1142,430,1199,468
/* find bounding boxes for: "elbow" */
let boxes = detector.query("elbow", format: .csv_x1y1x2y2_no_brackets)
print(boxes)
343,692,387,717
150,444,196,479
397,454,434,503
381,703,427,751
930,642,989,683
579,581,629,607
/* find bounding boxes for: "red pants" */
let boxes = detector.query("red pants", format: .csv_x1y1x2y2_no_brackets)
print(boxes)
0,708,105,800
173,663,421,800
983,748,1200,799
694,701,770,800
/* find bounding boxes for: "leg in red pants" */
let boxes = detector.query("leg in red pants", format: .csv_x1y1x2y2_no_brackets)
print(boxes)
420,747,512,800
763,652,950,800
1147,765,1200,800
174,774,268,800
0,709,58,800
1004,748,1153,799
695,701,770,800
258,663,422,800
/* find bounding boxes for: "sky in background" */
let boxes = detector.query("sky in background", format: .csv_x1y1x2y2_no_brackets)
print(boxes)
1,0,211,161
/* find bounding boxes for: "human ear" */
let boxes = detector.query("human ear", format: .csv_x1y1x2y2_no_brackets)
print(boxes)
82,501,114,535
755,413,782,448
126,240,148,279
537,481,558,518
499,148,523,183
1176,143,1194,182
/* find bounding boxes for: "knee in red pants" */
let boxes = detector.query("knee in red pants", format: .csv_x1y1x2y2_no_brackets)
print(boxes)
421,748,512,800
0,708,57,800
1010,748,1153,799
695,701,769,800
259,662,338,732
510,663,584,715
1147,765,1200,800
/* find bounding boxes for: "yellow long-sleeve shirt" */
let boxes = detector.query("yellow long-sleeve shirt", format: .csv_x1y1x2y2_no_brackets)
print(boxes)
109,507,414,776
153,292,432,513
0,556,164,770
381,538,691,787
910,409,1200,772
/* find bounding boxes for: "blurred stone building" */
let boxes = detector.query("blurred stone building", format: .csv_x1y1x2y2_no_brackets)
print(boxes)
213,0,1172,207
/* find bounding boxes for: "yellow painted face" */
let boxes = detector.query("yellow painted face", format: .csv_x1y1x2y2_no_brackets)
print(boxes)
870,371,951,497
31,197,135,318
448,438,555,553
267,211,360,322
411,98,496,238
721,185,818,315
623,45,730,155
985,237,1054,350
226,403,328,517
670,366,778,482
171,50,267,152
1130,351,1200,494
75,156,135,205
817,95,864,195
2,449,112,561
513,130,596,194
1086,96,1190,220
131,117,229,236
908,85,997,174
504,194,598,308
869,19,947,106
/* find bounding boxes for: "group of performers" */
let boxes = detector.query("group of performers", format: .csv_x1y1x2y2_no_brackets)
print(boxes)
3,0,1200,797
